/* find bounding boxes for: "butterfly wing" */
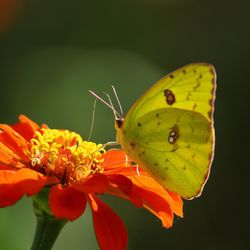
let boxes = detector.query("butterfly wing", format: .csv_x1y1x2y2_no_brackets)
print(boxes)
124,63,216,130
117,63,216,199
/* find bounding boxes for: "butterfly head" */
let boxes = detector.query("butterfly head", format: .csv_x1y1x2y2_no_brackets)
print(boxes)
115,117,124,129
89,86,124,131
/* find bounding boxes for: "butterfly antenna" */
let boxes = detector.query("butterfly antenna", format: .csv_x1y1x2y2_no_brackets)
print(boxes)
111,85,124,118
87,97,97,141
88,90,120,119
101,91,121,119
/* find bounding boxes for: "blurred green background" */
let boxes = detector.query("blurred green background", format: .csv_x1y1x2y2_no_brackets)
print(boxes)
0,0,249,249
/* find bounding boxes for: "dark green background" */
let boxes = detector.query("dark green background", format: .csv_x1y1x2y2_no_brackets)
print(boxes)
0,0,249,249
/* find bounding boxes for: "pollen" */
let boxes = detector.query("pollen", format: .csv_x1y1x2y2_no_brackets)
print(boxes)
28,128,105,184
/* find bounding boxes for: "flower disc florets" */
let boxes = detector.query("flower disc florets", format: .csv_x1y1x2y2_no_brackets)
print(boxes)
28,128,105,184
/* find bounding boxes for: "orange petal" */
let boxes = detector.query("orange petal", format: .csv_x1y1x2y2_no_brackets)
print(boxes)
168,191,183,218
130,175,173,204
0,168,47,196
88,194,127,250
12,168,48,196
105,164,146,176
0,170,17,184
107,174,133,193
0,184,23,207
0,163,15,170
11,121,36,142
49,184,87,221
102,150,148,176
131,175,183,219
106,187,143,208
0,115,39,144
72,173,109,194
132,186,174,228
102,150,127,164
0,124,28,146
18,115,40,131
0,142,25,168
102,150,128,171
0,131,29,161
0,170,23,207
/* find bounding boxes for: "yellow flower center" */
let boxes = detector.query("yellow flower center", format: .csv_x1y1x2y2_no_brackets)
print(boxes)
28,128,105,184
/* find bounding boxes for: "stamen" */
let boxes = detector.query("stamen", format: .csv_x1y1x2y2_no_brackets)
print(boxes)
28,128,105,184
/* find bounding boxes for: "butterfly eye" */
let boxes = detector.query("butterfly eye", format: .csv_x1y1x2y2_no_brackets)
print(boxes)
164,89,175,105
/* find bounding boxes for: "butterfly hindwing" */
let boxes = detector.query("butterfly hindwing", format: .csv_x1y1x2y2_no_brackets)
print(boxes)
119,108,213,199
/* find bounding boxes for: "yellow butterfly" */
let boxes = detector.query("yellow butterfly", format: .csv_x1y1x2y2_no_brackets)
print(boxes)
92,63,216,199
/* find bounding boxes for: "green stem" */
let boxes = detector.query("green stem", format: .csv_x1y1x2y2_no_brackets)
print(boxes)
31,188,68,250
31,213,67,250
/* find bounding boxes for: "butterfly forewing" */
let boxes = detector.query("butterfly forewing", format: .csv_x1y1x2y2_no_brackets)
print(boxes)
123,63,216,132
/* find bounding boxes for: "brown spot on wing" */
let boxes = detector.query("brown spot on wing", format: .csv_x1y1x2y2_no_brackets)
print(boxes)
186,92,191,100
164,89,175,105
192,103,197,111
193,82,200,91
191,126,194,135
171,145,179,152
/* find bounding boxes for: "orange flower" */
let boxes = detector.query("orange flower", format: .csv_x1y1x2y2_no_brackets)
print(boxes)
0,115,183,250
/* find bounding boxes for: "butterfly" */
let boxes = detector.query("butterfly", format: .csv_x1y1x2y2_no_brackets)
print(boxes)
91,63,216,199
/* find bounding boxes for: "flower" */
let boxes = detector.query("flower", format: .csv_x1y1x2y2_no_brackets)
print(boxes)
0,115,183,250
